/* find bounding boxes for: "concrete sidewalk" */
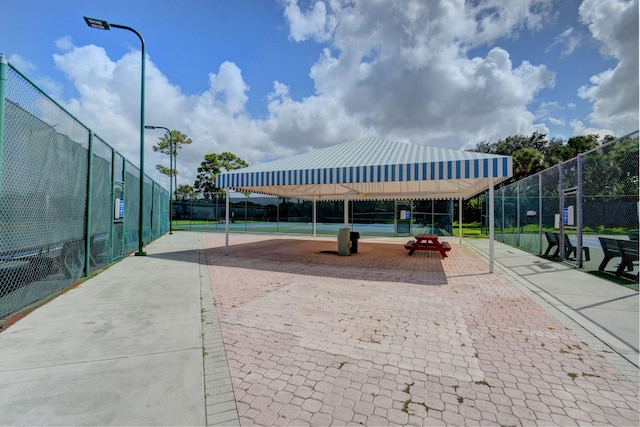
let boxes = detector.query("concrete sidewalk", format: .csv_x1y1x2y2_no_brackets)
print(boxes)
0,232,215,426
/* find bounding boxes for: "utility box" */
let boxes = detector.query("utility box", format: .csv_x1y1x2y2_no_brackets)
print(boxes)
337,227,351,256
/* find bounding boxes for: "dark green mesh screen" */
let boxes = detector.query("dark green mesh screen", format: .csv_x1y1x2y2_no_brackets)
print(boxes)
1,62,169,318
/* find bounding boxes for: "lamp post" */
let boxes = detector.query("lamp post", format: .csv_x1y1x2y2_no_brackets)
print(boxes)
145,125,173,234
84,16,147,256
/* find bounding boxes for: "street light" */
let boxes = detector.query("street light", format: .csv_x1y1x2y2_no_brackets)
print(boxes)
145,125,173,234
84,16,147,256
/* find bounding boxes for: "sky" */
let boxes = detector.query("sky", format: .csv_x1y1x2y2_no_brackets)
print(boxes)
1,0,638,191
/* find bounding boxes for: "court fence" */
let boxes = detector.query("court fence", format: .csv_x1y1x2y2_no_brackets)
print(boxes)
482,131,639,283
0,55,169,319
171,197,455,237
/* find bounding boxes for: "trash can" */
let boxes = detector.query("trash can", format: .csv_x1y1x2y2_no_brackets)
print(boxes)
350,231,360,254
337,227,350,256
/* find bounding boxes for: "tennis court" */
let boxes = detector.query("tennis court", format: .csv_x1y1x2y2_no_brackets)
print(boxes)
172,220,452,237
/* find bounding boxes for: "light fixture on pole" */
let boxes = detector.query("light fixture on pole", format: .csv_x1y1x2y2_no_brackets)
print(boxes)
84,16,147,256
145,125,173,235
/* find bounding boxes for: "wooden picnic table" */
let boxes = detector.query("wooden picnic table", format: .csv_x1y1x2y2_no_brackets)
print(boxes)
404,234,451,257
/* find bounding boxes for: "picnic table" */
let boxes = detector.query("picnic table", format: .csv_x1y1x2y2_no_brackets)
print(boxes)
404,234,451,257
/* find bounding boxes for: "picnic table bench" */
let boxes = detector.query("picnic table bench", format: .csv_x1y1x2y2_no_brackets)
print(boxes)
598,237,638,276
404,234,451,257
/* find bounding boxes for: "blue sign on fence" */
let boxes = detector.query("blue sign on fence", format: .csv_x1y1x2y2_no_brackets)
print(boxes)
562,207,568,225
115,198,125,219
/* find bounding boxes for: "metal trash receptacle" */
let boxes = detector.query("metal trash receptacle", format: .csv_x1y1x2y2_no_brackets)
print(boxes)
350,232,360,254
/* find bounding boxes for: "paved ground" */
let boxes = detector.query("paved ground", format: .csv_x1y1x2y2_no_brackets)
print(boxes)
464,237,639,382
0,231,206,426
0,231,637,426
203,233,639,426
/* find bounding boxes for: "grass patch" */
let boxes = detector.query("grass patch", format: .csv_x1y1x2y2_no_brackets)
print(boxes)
452,221,486,238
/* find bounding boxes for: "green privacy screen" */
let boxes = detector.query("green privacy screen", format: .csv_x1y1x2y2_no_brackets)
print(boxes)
0,60,169,319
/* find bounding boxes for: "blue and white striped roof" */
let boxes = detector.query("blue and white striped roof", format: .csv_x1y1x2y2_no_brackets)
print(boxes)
217,138,512,200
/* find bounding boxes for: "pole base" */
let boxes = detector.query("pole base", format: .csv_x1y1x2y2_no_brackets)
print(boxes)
134,251,147,256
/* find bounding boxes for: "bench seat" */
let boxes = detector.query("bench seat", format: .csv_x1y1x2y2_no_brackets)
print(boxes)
616,239,639,276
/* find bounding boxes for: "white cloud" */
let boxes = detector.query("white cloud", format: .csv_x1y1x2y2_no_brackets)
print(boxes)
282,0,337,42
547,27,582,55
206,62,250,116
577,0,639,134
7,53,64,98
55,36,74,52
52,42,269,188
49,0,635,193
285,0,555,148
465,0,553,46
569,119,615,139
7,54,35,72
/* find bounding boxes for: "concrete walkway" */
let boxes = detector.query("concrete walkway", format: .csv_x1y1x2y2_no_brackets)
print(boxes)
0,231,638,426
0,232,210,425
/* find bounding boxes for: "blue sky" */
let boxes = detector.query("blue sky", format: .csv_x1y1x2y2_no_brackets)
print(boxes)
1,0,637,189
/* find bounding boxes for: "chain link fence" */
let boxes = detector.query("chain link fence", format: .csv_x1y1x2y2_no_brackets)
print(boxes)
483,132,639,283
171,197,455,237
0,58,169,319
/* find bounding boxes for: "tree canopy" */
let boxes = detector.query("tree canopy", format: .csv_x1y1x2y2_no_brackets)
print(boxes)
151,130,192,194
470,131,606,182
194,152,248,199
175,184,195,200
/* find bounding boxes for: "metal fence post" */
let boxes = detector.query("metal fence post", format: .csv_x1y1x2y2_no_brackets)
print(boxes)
538,173,542,254
84,132,94,277
577,153,584,267
559,162,564,260
501,187,505,241
516,183,521,247
0,54,7,190
110,149,116,261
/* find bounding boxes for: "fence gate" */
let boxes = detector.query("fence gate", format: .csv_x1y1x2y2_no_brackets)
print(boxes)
112,181,125,260
395,201,412,237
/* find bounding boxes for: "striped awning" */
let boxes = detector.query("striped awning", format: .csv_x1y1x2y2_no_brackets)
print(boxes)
216,138,512,201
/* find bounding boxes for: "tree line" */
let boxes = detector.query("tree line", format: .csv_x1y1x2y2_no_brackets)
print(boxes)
469,131,618,182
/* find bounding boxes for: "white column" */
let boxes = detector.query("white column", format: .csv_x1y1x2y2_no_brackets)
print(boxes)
225,188,230,256
489,176,495,273
344,198,349,229
458,197,463,245
313,198,317,237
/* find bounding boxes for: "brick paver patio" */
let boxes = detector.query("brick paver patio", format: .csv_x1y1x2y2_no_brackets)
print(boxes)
204,234,639,426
